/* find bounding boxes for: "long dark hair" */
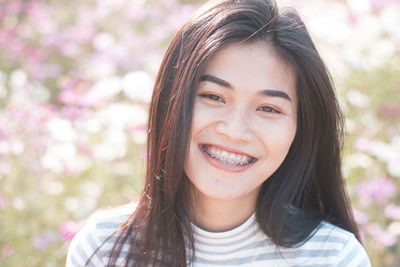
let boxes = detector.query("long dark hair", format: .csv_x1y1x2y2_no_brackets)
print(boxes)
98,0,360,266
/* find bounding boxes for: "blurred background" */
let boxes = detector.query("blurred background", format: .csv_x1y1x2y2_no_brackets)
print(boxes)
0,0,399,266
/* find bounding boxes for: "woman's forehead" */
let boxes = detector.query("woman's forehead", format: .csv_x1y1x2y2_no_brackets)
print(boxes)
200,41,297,104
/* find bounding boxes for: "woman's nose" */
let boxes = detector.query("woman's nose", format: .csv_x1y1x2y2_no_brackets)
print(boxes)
215,109,254,143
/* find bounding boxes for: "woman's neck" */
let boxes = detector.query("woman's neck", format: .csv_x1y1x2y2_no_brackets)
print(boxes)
189,190,258,232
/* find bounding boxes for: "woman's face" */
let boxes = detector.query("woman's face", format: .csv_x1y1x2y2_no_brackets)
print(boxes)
184,41,297,204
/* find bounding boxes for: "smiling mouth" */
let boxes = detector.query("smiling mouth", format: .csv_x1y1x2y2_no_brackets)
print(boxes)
200,144,257,167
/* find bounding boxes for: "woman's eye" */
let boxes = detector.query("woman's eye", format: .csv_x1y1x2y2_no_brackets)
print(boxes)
257,106,281,114
199,94,225,103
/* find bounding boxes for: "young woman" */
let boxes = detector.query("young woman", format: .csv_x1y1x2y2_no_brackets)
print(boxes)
67,0,371,266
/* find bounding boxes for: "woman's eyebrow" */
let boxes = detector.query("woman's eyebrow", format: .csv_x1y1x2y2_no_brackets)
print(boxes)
200,74,232,88
199,74,292,102
260,89,291,102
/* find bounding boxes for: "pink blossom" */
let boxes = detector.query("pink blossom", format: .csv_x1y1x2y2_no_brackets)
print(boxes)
61,106,85,121
364,223,398,249
12,197,25,210
82,76,121,106
371,0,397,9
58,79,92,106
355,137,371,152
0,126,7,139
3,37,25,63
0,6,4,21
353,208,369,224
128,124,147,133
1,244,15,258
378,103,400,118
347,11,358,25
140,148,147,161
386,126,400,139
123,4,147,22
24,45,44,64
62,26,94,45
0,195,7,209
26,2,57,35
7,104,55,132
356,177,397,205
6,0,24,14
59,220,84,242
32,231,57,250
77,143,94,159
384,204,400,220
0,29,11,44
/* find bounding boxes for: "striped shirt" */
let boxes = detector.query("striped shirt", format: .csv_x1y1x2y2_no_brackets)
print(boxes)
66,204,371,266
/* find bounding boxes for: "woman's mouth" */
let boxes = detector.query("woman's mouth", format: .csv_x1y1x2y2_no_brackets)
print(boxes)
200,144,257,167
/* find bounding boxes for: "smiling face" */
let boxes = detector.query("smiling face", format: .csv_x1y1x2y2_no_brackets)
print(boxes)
184,41,297,209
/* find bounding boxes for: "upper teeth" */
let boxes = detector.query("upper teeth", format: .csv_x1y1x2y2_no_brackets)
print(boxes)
204,145,253,166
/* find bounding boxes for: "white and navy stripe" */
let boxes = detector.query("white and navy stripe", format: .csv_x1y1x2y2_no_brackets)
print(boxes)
66,204,371,266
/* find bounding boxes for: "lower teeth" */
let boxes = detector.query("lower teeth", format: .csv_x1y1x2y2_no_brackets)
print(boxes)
212,156,247,166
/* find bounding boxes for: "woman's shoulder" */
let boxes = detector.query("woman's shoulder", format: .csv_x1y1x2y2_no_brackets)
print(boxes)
66,202,137,266
296,220,371,266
